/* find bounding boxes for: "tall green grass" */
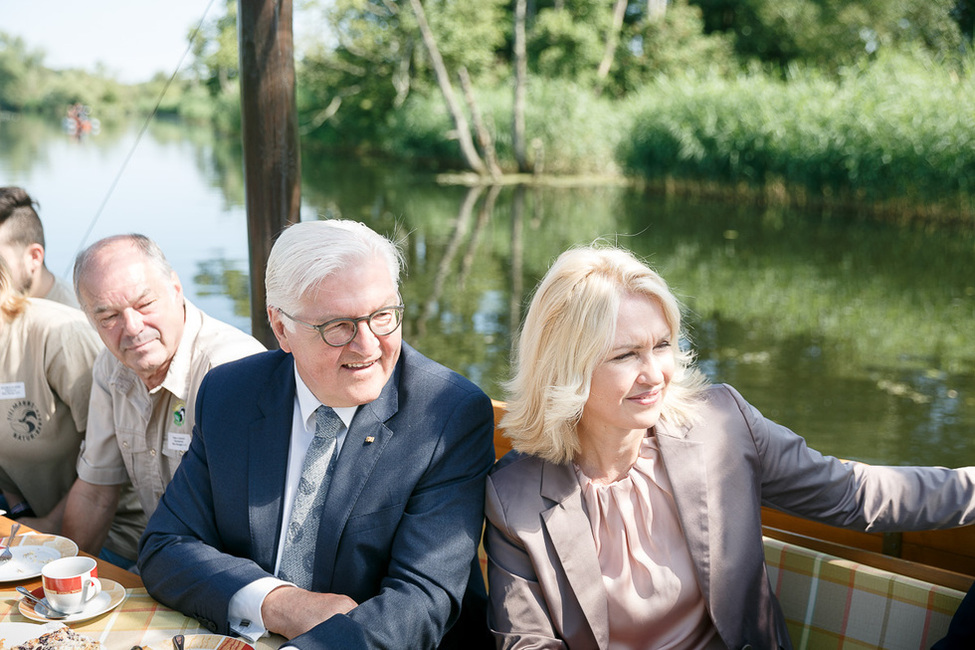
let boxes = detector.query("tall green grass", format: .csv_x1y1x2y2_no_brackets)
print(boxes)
373,50,975,217
619,51,975,212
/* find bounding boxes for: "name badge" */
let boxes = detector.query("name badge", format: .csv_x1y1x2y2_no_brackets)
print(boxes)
167,432,192,452
0,383,26,400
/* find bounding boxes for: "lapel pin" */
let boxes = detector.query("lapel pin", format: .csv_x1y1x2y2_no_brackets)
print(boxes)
364,436,375,444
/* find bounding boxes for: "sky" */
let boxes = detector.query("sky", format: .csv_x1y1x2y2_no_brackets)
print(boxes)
2,0,229,83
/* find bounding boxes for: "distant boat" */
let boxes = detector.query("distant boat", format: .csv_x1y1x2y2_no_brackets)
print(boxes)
63,103,100,137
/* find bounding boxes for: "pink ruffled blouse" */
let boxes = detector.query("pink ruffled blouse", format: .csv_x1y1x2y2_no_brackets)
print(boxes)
575,434,720,650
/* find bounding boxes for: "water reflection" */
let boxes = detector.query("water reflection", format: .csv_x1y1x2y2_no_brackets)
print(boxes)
1,115,972,467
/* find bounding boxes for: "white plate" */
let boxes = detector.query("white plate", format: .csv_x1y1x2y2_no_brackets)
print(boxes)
19,578,126,623
146,635,255,650
0,622,65,646
0,534,78,582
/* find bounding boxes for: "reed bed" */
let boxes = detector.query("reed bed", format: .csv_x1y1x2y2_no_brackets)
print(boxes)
619,53,975,216
383,52,975,219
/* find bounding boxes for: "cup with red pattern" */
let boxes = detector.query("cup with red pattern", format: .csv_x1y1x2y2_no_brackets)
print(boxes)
41,556,102,614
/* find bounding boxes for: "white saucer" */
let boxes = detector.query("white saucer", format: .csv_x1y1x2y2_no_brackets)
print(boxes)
0,533,79,582
0,622,64,646
19,578,126,623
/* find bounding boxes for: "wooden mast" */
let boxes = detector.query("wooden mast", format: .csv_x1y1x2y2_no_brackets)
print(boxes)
237,0,301,347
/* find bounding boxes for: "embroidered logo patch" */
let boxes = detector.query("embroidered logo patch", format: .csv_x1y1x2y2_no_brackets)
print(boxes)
8,400,42,441
173,400,186,427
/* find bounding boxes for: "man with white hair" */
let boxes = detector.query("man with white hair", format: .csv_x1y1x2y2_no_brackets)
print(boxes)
139,220,495,649
62,234,265,568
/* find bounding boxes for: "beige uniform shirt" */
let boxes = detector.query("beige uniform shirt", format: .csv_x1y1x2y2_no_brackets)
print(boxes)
77,300,265,520
0,299,144,560
0,299,97,514
44,276,80,309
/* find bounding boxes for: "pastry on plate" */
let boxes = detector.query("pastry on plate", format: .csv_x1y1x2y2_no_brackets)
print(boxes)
9,627,101,650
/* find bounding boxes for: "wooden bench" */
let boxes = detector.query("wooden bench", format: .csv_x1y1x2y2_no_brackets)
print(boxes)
764,536,965,649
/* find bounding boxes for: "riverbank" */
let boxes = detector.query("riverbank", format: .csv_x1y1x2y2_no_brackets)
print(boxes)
354,52,975,223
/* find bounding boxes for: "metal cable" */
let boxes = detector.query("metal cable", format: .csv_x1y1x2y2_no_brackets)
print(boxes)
65,0,219,276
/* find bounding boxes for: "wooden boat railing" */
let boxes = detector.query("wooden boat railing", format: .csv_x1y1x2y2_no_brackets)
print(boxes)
490,400,975,591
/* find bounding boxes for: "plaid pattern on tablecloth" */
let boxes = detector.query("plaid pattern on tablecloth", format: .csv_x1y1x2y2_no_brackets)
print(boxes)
1,588,282,650
764,536,965,650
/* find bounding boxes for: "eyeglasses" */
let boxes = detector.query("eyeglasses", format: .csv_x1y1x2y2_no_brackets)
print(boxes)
278,305,405,347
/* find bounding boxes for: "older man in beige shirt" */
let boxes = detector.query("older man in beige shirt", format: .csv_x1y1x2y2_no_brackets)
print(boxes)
61,234,265,568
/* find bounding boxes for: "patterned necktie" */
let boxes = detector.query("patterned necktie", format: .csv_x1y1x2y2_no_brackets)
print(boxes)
278,405,341,589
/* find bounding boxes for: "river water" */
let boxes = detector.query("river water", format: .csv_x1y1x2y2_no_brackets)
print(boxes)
2,114,973,467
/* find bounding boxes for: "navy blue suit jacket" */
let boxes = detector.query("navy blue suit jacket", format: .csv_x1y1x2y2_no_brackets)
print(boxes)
138,344,495,649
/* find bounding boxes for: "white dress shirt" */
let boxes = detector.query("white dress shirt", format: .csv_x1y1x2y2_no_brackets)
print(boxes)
228,365,358,641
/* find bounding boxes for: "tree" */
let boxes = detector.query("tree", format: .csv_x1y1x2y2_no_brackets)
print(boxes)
594,0,629,93
0,34,46,111
610,1,735,94
512,0,529,171
190,0,240,95
690,0,965,68
407,0,489,175
298,0,506,148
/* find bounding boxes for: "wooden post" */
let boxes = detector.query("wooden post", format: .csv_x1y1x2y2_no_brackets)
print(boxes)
237,0,301,348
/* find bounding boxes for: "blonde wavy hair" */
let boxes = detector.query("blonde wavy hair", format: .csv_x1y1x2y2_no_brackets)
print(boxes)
501,245,708,464
0,255,28,323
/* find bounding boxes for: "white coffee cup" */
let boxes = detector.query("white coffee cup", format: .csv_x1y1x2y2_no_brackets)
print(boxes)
41,556,102,614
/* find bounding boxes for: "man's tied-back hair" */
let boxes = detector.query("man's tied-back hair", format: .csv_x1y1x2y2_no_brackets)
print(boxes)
0,187,44,248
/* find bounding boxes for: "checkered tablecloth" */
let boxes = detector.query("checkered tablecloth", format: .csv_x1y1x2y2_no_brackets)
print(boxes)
0,588,283,650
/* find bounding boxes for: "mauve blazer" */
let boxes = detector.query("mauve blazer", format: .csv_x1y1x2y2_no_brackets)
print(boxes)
485,384,975,650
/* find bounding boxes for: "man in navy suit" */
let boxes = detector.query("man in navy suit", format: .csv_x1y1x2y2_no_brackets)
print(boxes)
138,220,495,649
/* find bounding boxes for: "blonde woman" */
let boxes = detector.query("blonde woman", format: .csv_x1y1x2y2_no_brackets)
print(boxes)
485,245,975,649
0,256,101,531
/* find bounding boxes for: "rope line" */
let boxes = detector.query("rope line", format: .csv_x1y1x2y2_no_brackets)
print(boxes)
65,0,219,276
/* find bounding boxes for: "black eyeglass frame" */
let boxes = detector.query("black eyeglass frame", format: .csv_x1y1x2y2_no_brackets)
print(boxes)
278,304,405,347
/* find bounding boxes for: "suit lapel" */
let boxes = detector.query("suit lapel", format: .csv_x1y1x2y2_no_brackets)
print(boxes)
312,355,401,591
540,461,609,649
655,422,713,602
248,352,297,572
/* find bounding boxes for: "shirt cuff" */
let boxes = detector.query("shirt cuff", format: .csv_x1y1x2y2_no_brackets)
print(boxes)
228,576,293,642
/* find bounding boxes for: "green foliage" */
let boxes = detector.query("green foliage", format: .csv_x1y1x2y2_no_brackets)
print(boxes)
0,33,46,111
189,0,239,95
527,6,604,82
609,1,737,95
424,0,508,76
0,32,144,120
691,0,966,68
619,48,975,205
299,0,507,148
381,77,627,174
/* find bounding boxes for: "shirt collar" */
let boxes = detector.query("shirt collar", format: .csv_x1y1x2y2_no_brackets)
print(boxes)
155,299,200,398
293,363,358,430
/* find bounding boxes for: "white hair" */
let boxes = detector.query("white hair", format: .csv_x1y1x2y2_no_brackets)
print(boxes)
265,220,404,314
